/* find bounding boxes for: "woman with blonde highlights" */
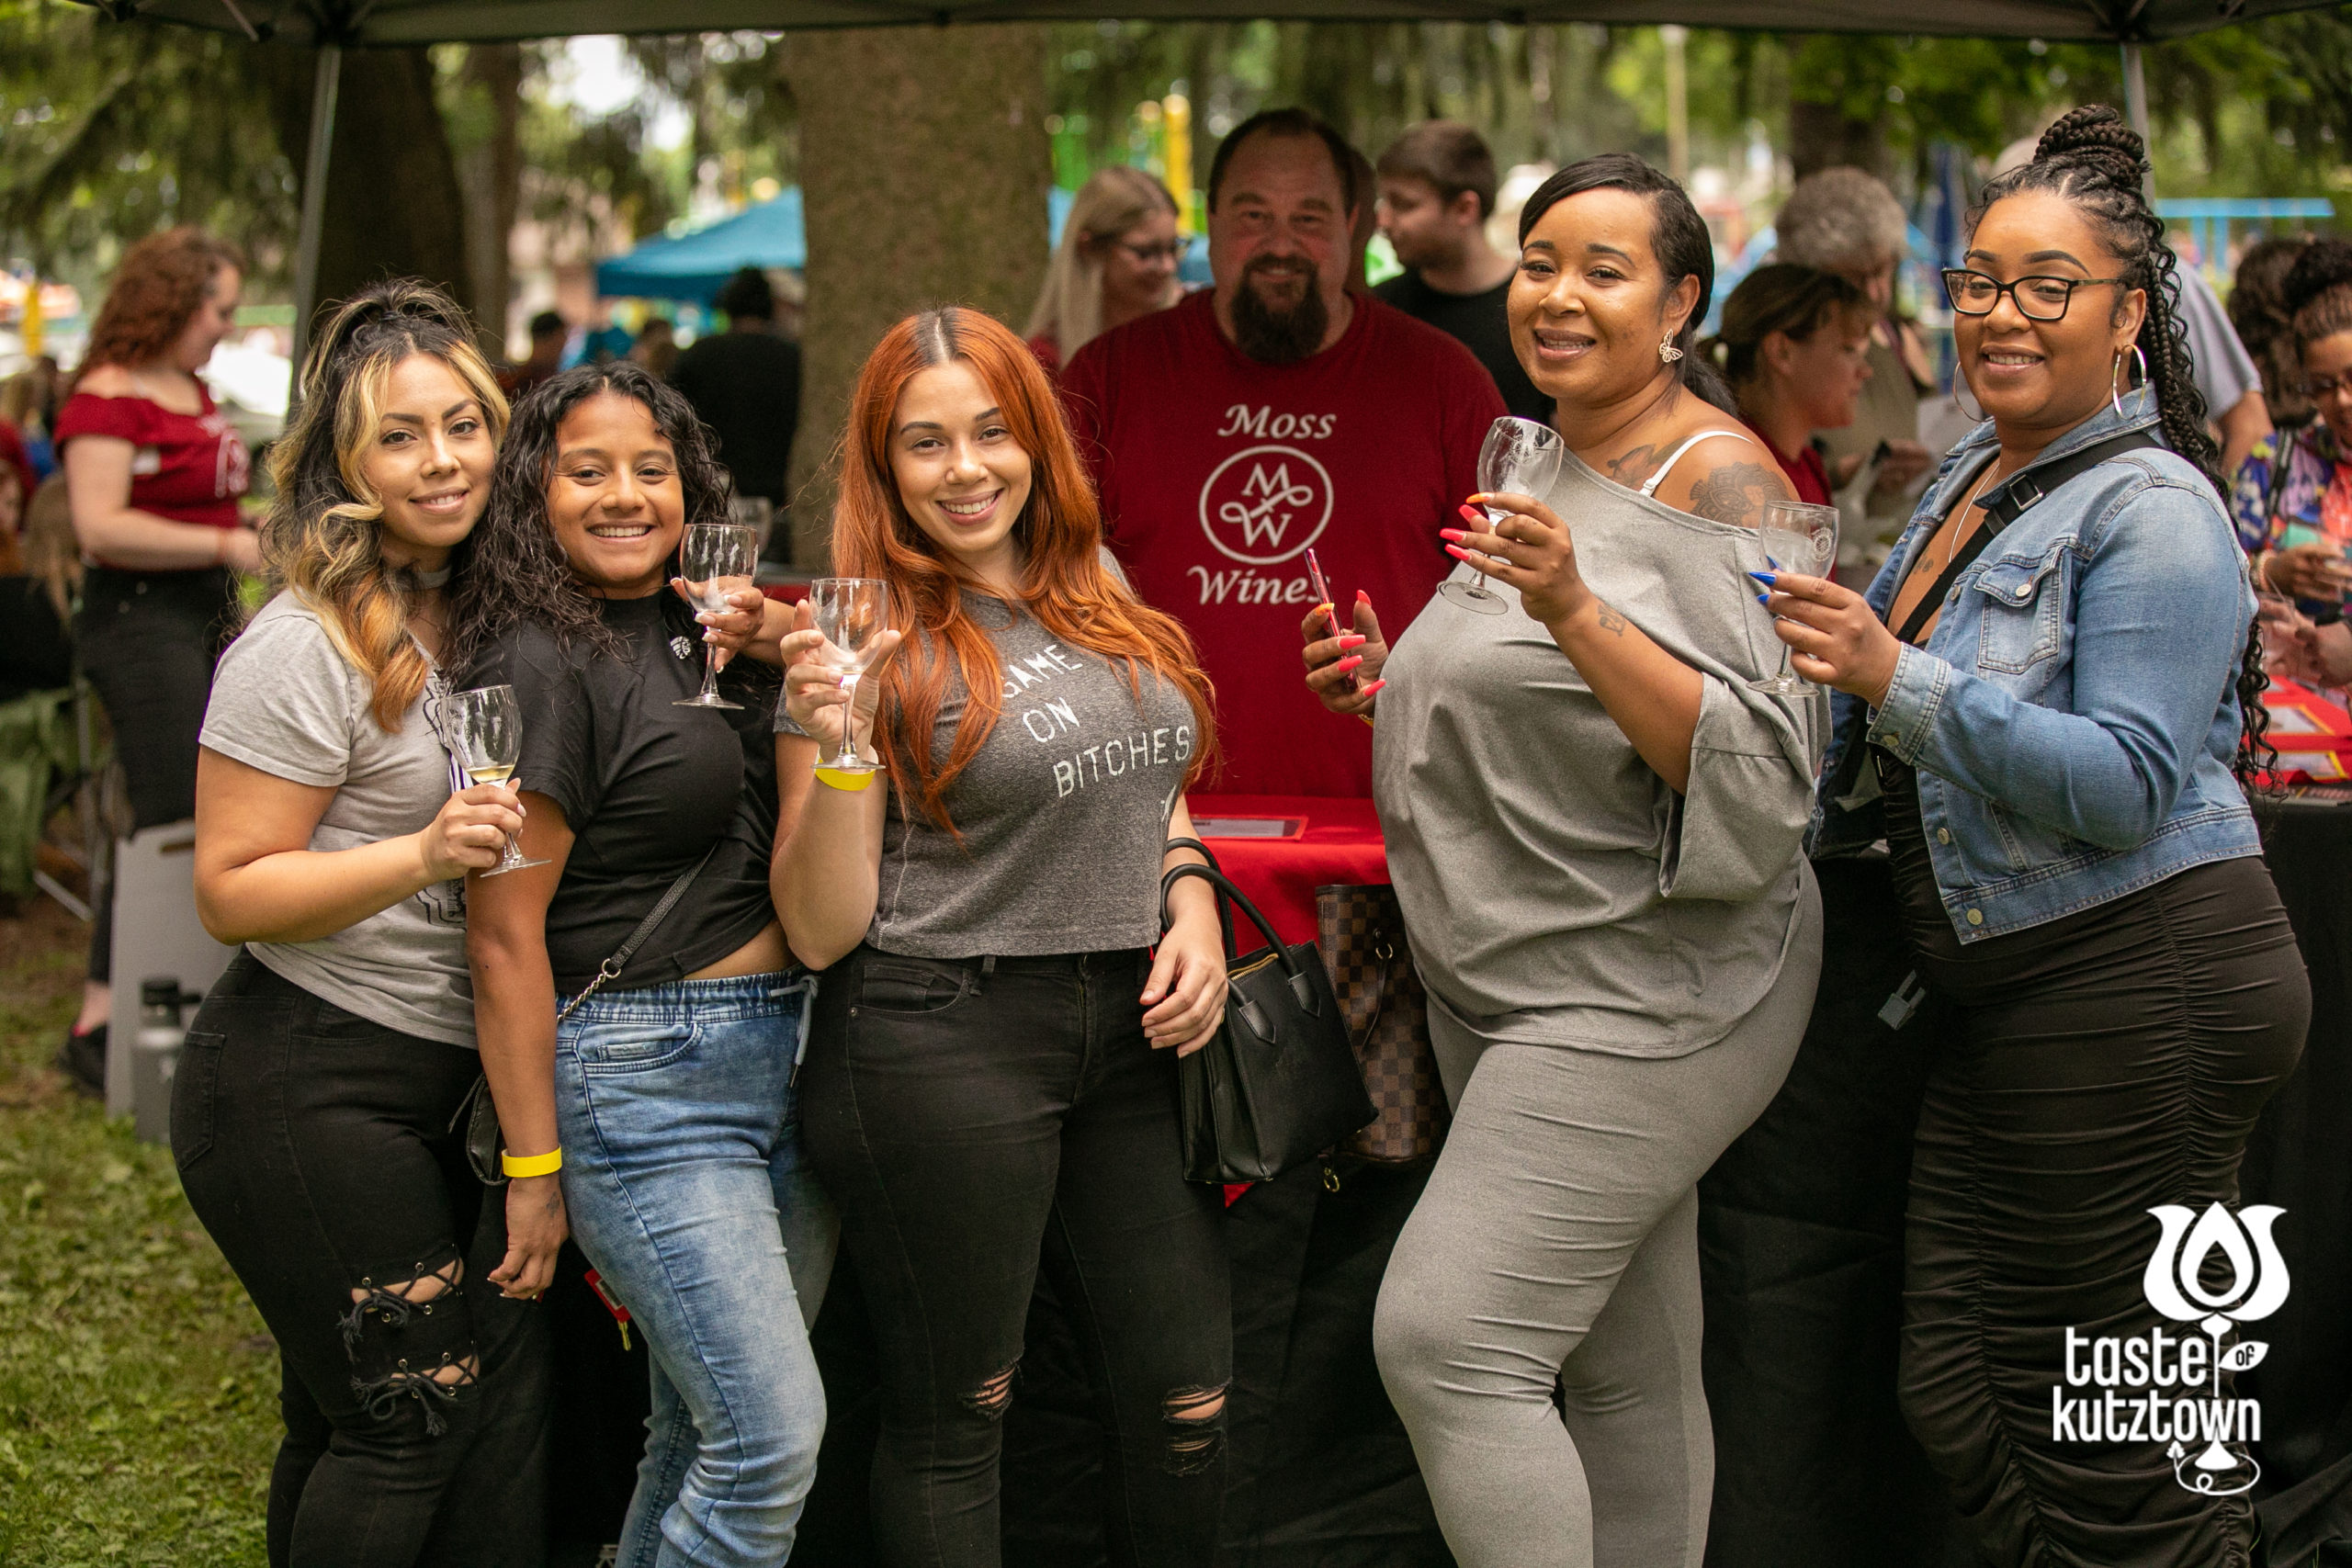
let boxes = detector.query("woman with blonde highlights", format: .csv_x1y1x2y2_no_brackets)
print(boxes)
1023,165,1183,375
180,281,554,1566
776,306,1231,1568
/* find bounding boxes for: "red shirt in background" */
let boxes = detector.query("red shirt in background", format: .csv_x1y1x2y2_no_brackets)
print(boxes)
1026,333,1063,378
1060,290,1504,796
54,382,250,531
1745,420,1834,508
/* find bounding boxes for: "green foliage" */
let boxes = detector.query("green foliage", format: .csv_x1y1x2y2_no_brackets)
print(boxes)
0,0,296,296
0,910,277,1566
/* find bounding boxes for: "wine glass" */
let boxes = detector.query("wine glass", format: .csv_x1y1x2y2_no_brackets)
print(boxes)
673,523,761,709
808,577,891,776
446,683,549,875
1750,500,1840,696
1442,416,1566,615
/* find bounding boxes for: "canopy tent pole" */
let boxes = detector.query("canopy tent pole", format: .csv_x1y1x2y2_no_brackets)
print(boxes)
2119,40,2156,201
287,41,342,407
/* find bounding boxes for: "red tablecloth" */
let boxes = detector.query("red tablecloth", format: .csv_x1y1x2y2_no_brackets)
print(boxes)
1187,794,1387,950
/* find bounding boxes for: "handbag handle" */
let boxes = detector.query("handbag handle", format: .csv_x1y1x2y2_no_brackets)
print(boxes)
1159,862,1323,1015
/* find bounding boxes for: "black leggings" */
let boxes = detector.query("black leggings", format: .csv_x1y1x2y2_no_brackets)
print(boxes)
175,952,551,1568
802,945,1231,1568
1893,854,2309,1568
76,565,235,983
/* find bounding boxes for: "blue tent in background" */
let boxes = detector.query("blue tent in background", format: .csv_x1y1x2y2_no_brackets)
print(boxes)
596,186,1207,303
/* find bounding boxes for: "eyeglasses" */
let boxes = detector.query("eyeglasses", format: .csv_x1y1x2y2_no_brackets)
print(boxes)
1116,240,1186,265
2301,369,2352,401
1942,268,2128,322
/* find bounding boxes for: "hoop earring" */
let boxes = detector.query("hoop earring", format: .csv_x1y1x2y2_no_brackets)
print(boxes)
2111,344,2151,413
1953,376,1986,423
1658,334,1683,365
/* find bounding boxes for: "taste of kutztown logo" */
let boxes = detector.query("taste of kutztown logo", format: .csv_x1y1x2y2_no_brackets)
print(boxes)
1198,444,1334,565
2052,1202,2290,1496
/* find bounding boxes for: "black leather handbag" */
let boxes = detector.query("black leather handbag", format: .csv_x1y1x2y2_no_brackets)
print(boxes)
1160,857,1376,1183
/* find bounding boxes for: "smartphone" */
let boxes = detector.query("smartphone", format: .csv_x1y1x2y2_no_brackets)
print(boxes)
1305,547,1337,632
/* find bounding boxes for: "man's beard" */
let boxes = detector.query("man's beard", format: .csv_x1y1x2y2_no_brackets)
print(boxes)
1230,257,1329,366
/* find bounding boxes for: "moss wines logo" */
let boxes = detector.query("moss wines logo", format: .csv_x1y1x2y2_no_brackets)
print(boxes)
2052,1202,2288,1496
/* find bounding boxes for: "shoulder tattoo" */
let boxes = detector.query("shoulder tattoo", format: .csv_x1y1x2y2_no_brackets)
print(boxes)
1685,461,1780,526
1606,444,1664,489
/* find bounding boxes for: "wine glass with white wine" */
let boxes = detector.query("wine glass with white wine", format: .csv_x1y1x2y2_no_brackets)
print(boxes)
674,522,761,709
447,683,549,875
808,577,891,775
1749,500,1840,696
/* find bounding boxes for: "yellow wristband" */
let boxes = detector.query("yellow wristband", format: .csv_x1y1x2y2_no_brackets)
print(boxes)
502,1147,562,1179
1358,714,1375,728
814,766,876,792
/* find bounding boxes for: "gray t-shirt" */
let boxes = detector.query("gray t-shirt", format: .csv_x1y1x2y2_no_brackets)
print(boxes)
784,594,1199,957
1374,452,1821,1057
199,592,474,1046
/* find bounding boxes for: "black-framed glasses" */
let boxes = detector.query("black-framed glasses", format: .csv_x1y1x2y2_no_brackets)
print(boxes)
1942,268,2128,322
2301,369,2352,401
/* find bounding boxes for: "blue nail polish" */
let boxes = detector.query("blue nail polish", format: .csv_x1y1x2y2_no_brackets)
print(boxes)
1766,554,1782,570
1747,570,1778,586
1757,592,1772,605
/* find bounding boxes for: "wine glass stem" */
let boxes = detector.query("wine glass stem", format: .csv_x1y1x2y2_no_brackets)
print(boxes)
498,829,527,872
699,642,722,703
836,671,862,768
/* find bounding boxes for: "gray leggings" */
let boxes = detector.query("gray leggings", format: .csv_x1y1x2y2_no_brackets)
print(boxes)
1374,873,1822,1568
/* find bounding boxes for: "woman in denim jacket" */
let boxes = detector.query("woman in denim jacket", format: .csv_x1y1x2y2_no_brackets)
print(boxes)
1763,108,2309,1568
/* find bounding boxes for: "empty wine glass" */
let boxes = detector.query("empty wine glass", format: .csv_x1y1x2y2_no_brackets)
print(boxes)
447,683,549,875
673,522,761,709
808,577,891,775
1443,416,1566,615
1750,500,1840,696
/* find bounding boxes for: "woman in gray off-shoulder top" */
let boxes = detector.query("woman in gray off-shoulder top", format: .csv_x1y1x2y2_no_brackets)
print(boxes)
1303,155,1824,1568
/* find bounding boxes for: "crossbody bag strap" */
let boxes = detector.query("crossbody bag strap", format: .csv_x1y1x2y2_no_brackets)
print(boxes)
1887,430,2165,647
555,844,718,1024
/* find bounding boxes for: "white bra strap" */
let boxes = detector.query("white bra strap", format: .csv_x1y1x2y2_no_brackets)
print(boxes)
1635,429,1756,498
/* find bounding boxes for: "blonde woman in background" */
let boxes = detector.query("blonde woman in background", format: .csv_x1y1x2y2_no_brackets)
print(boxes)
1024,165,1183,375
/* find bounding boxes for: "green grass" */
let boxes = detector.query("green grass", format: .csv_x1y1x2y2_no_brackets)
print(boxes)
0,900,277,1566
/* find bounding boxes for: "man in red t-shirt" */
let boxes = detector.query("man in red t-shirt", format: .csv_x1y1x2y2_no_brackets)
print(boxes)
1061,108,1507,797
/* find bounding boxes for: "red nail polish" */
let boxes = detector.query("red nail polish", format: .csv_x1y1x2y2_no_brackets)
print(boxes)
1360,679,1387,697
1443,544,1469,561
1439,527,1466,543
1335,655,1363,673
1356,590,1371,604
1337,634,1366,649
1457,503,1485,523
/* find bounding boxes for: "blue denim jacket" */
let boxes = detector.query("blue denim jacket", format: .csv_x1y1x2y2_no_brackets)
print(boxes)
1808,389,2260,941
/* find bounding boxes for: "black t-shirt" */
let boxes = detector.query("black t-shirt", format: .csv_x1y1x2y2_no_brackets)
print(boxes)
669,331,802,504
472,592,780,994
1373,271,1550,423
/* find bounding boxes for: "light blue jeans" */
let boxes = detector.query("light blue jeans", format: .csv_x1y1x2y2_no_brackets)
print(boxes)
555,970,837,1568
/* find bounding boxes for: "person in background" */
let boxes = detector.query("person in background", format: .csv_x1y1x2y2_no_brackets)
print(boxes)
1704,263,1876,508
670,266,802,564
1060,107,1505,797
54,225,255,1096
456,362,831,1568
1775,107,2305,1568
1309,152,1820,1568
2231,235,2316,432
1774,168,1937,513
580,311,633,366
1023,165,1183,377
500,310,569,399
776,305,1230,1568
0,468,73,707
1374,120,1548,422
181,280,551,1568
0,413,34,502
4,356,63,478
628,317,678,380
2236,237,2352,608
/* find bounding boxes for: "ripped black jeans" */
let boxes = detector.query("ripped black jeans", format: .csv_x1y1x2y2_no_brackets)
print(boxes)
175,951,551,1568
803,945,1231,1568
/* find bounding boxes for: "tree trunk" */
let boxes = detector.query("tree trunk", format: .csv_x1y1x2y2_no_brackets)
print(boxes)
457,43,524,355
264,44,474,326
783,25,1049,571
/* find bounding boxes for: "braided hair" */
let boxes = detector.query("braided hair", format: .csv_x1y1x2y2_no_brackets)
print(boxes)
1969,106,2270,785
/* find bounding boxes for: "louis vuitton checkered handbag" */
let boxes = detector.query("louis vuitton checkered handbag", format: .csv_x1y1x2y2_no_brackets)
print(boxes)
1315,884,1448,1164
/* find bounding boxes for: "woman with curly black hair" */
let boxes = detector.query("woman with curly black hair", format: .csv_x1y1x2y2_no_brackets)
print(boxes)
1765,107,2308,1567
456,362,831,1568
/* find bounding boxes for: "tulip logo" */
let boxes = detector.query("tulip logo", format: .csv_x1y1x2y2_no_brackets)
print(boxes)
2143,1203,2287,1494
2050,1203,2289,1496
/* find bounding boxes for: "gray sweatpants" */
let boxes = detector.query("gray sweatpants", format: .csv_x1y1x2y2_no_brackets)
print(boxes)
1374,871,1822,1568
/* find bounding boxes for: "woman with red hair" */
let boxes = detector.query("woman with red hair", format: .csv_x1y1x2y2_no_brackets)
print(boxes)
54,226,252,1091
775,306,1232,1568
